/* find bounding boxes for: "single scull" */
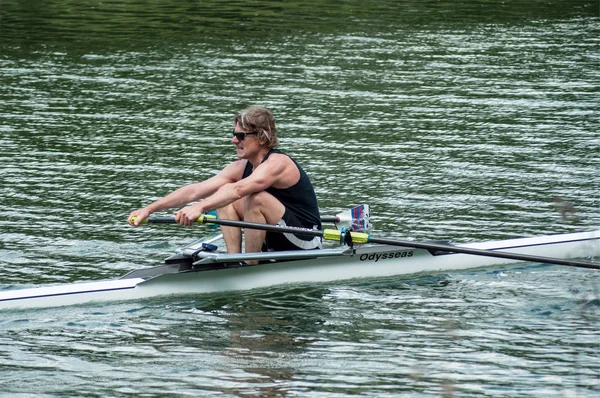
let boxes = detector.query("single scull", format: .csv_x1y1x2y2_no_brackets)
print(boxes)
1,225,598,310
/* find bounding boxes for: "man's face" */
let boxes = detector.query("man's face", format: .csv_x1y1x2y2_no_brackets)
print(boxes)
232,122,259,159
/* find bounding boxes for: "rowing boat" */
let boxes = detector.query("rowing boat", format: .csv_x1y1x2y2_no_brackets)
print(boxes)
1,225,598,310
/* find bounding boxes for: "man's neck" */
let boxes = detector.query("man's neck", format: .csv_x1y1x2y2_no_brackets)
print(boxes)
247,147,271,169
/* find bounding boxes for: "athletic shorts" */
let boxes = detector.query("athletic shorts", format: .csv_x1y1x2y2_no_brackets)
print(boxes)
262,209,323,252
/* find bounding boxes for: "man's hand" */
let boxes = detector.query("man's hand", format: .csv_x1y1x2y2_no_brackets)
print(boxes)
174,204,204,226
128,208,152,226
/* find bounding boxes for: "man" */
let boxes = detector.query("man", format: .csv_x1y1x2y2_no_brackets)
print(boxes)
128,106,322,258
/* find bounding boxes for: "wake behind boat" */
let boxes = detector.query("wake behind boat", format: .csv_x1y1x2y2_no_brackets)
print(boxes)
1,216,598,310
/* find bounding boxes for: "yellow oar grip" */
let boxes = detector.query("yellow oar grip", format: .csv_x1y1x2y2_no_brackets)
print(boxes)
322,229,371,244
323,229,342,242
349,232,370,244
198,213,217,225
129,216,148,225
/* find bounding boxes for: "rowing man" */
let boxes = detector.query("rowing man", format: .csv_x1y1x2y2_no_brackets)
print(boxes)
128,106,322,258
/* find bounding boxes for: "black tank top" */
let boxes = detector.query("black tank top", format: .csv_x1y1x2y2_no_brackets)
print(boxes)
242,149,321,229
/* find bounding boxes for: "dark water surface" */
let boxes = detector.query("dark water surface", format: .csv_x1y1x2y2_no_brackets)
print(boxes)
1,1,599,396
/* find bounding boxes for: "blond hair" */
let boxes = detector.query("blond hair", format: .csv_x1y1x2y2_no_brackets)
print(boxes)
234,106,279,149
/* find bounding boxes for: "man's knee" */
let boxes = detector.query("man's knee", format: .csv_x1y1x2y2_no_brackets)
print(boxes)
243,192,285,224
244,191,270,209
218,199,244,219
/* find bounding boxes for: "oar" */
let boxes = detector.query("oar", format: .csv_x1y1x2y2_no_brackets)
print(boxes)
189,215,599,270
133,204,372,232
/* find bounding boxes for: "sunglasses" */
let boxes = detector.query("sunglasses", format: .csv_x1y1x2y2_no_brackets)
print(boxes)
232,129,258,141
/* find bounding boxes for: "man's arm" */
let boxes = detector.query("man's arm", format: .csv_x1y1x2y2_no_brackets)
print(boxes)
128,160,244,225
174,154,298,224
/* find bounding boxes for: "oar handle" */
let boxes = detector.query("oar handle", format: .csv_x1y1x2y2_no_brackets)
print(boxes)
143,216,175,224
129,211,219,226
138,214,337,225
128,216,148,225
130,204,371,233
129,213,219,229
128,215,175,225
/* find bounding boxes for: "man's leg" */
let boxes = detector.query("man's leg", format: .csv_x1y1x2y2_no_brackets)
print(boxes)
217,199,245,253
243,191,285,258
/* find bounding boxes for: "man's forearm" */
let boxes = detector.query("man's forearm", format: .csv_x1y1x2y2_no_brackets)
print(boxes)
194,183,242,214
146,184,202,213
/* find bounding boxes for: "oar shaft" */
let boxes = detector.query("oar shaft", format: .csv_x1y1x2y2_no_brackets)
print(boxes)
365,236,599,270
138,214,598,270
200,217,325,238
198,216,599,270
145,216,177,224
320,216,339,223
145,215,339,225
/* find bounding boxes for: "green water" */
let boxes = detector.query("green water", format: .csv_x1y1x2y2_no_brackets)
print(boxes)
1,1,599,396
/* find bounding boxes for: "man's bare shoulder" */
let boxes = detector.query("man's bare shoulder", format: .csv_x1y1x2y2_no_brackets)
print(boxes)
262,152,294,166
220,159,248,181
256,152,299,187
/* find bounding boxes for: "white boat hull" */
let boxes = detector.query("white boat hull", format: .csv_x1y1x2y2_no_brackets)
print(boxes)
1,229,598,310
